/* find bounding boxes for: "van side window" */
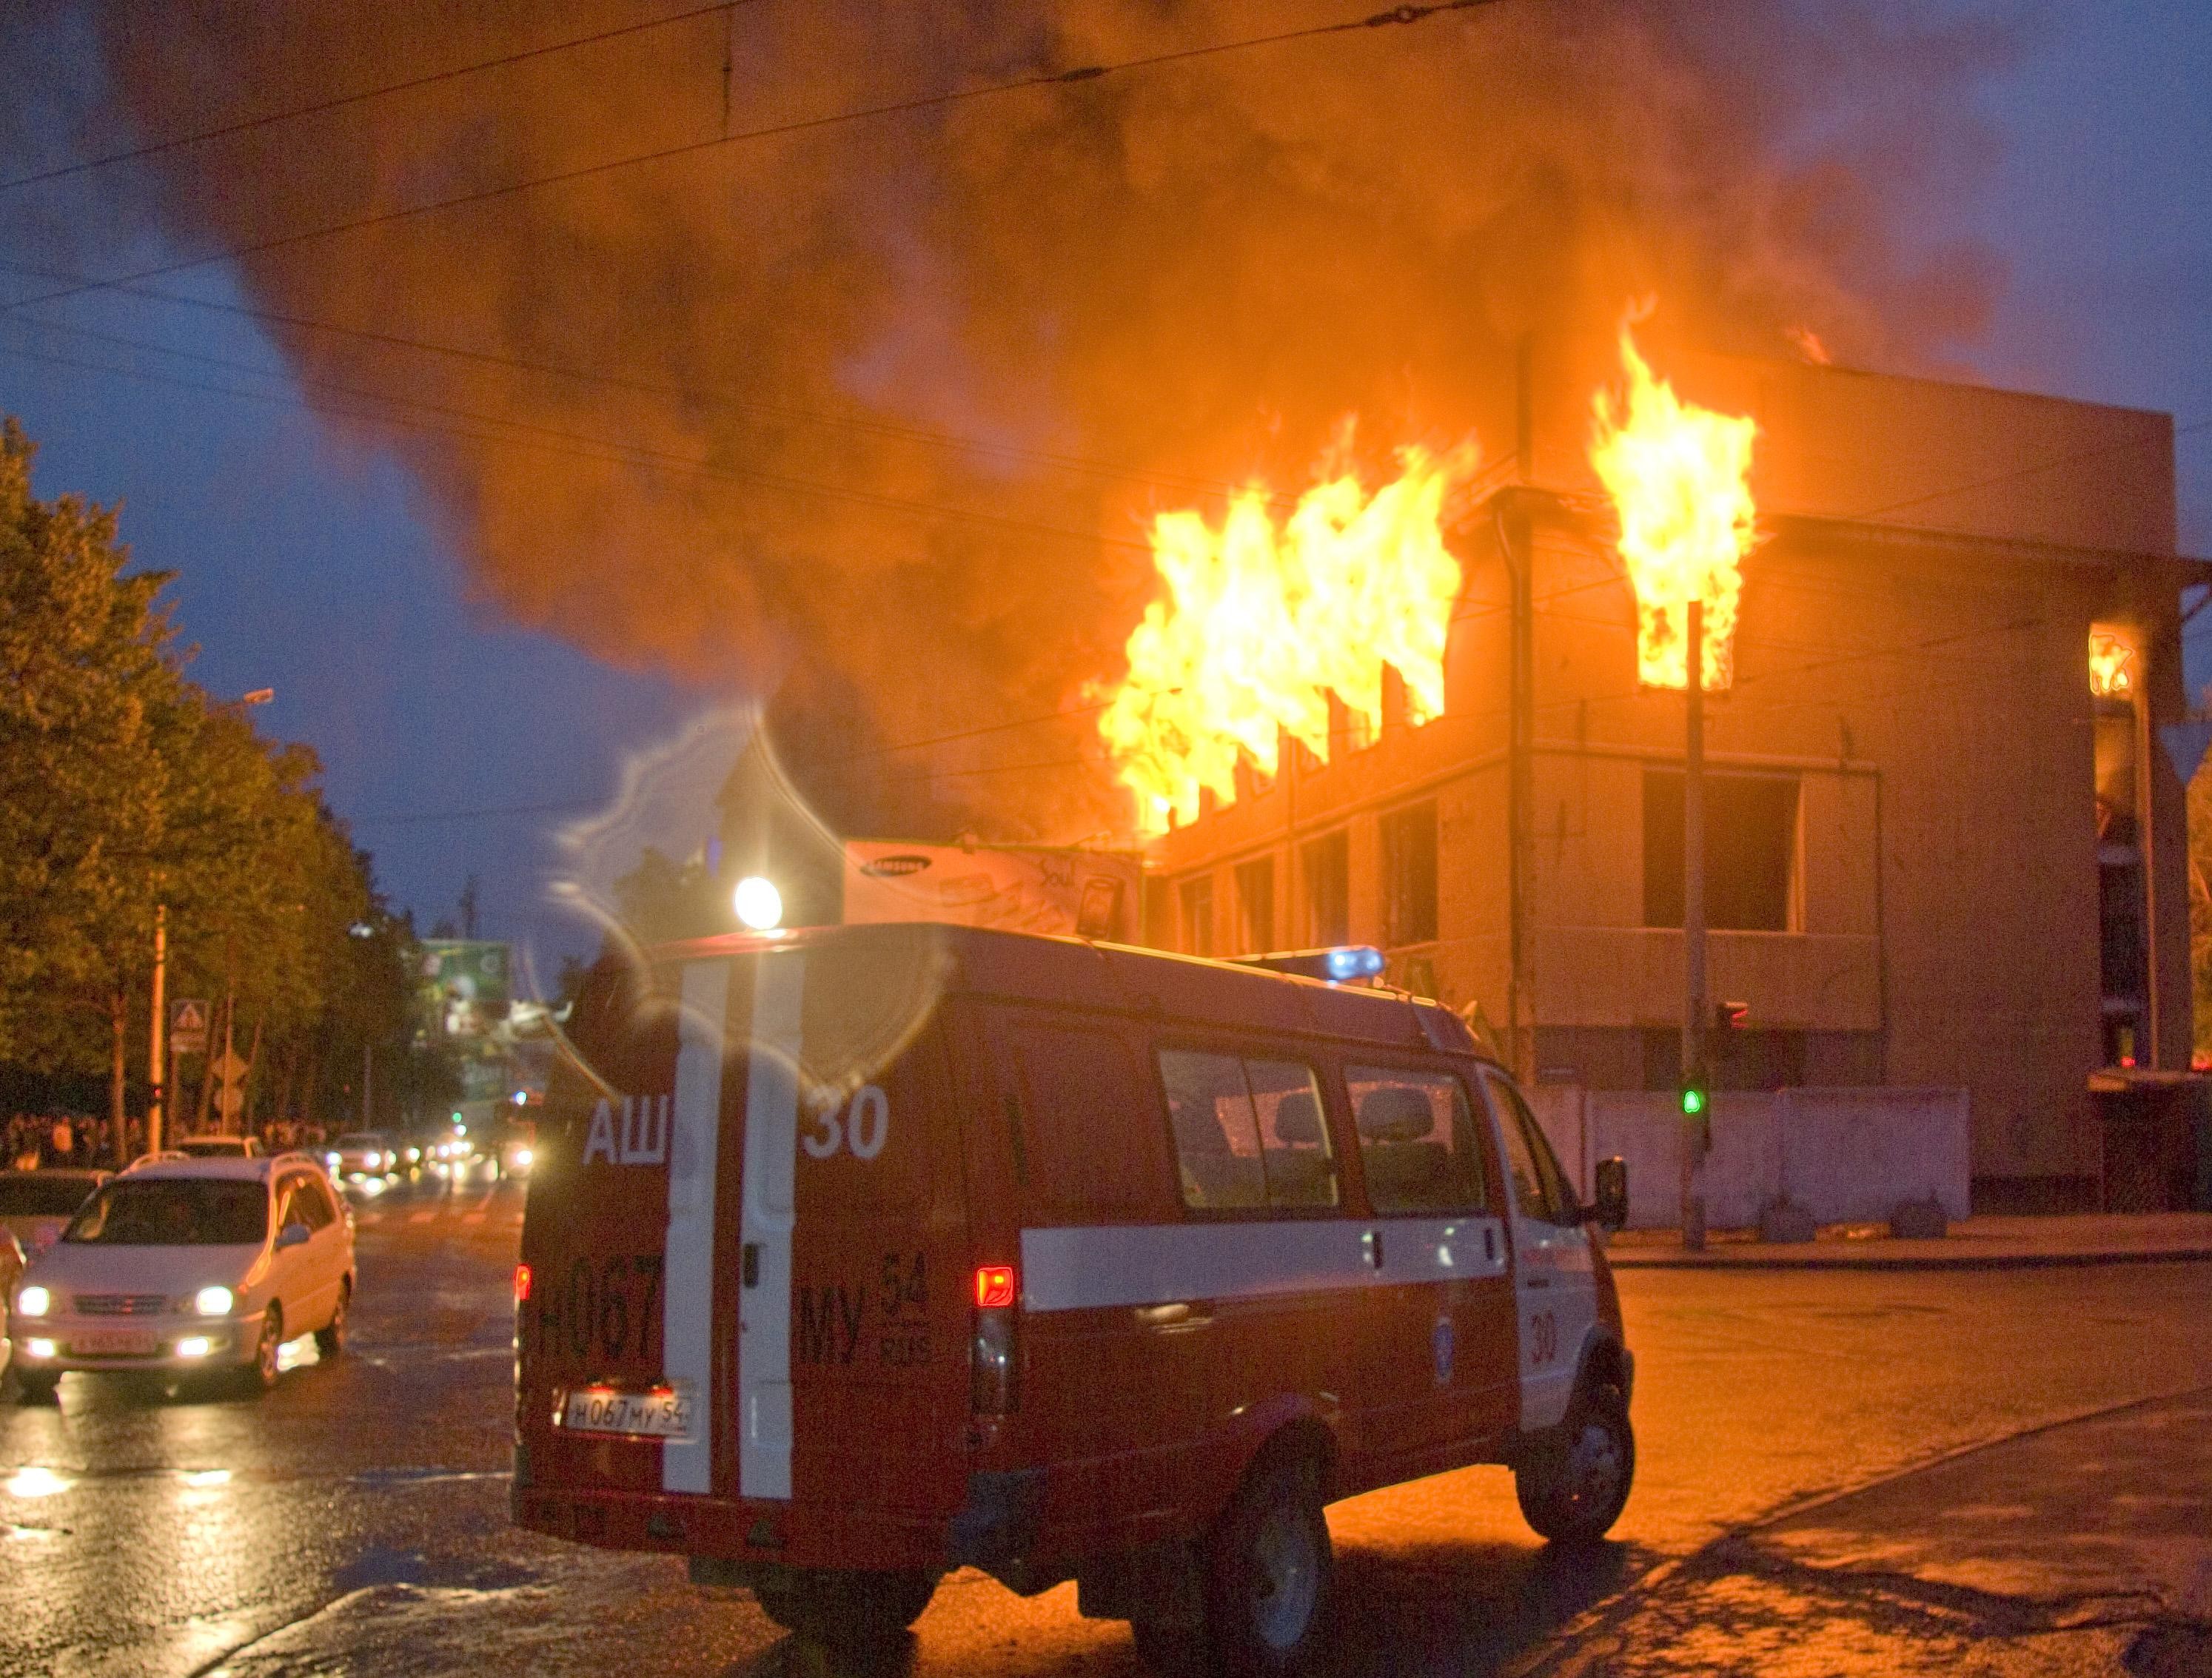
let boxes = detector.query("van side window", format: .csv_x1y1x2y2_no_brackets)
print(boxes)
1159,1050,1266,1209
1157,1051,1335,1212
1344,1065,1489,1215
1246,1058,1338,1209
1012,1024,1164,1219
1486,1073,1576,1225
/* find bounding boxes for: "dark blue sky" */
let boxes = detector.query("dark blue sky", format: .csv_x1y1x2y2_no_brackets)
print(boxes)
1,3,2207,988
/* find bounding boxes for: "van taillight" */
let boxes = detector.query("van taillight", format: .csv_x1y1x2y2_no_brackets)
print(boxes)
971,1263,1019,1415
513,1263,532,1303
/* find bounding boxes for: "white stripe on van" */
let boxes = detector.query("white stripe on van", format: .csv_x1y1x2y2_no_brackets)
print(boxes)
1020,1215,1506,1314
661,958,731,1494
737,953,805,1501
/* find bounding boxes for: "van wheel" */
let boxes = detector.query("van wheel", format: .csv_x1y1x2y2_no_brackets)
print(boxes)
315,1281,350,1357
1201,1451,1334,1676
1516,1385,1634,1546
751,1568,937,1652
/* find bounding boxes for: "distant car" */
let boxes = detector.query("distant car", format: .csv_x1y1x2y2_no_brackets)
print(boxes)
0,1169,113,1259
324,1132,400,1187
9,1152,354,1400
492,1121,535,1179
175,1135,261,1159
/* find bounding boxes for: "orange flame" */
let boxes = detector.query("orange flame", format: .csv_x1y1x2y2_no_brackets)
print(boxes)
1589,315,1758,691
2088,628,2136,699
1101,437,1475,834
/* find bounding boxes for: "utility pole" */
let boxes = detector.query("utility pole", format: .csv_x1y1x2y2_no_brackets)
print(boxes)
147,902,167,1158
1505,333,1537,1082
1680,600,1709,1251
362,1043,373,1130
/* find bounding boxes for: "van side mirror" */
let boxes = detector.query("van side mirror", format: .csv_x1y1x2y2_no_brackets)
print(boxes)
1589,1156,1628,1231
275,1221,311,1250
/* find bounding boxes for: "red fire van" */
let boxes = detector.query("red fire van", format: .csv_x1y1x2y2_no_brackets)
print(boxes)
512,924,1632,1672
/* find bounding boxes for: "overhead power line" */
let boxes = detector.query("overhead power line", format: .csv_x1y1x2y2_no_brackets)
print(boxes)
0,0,1507,316
0,324,1159,554
0,1,760,194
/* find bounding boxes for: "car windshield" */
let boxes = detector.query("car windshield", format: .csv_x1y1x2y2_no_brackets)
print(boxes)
178,1138,244,1155
0,1175,100,1217
335,1135,382,1150
64,1180,268,1246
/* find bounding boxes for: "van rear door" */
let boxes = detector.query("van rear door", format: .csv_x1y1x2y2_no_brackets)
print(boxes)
517,932,969,1563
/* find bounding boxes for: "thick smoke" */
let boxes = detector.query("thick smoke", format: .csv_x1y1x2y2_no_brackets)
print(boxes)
18,0,2016,837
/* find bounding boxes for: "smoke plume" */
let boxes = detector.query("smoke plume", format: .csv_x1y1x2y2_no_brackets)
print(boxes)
12,0,2018,838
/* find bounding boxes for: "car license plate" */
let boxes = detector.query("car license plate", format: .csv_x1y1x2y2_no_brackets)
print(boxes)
558,1385,693,1440
73,1328,158,1356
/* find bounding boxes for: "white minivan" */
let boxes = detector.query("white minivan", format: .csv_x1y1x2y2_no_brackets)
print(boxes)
8,1153,354,1400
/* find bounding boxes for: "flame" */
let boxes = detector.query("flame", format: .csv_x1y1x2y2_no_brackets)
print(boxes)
1589,314,1759,691
1100,436,1475,834
2088,628,2136,699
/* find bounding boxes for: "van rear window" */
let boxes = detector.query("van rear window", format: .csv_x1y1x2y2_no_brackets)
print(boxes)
1344,1065,1490,1214
1159,1050,1336,1212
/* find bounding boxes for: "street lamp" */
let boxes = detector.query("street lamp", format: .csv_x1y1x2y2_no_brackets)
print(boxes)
733,876,782,931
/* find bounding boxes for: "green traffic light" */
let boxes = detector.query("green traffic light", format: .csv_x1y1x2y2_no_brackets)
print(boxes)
1681,1087,1706,1116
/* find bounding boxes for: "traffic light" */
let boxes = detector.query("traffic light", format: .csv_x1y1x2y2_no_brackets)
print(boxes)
1678,1077,1707,1118
1714,999,1748,1033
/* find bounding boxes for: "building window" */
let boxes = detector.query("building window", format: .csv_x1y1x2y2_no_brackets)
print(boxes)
1380,800,1438,945
1643,769,1798,932
1179,874,1216,956
1301,830,1349,945
1235,856,1276,954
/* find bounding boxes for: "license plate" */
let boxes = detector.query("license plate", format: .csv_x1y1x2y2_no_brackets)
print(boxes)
558,1385,693,1440
73,1328,158,1356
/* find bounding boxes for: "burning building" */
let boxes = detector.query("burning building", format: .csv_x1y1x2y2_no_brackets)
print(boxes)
1122,331,2198,1215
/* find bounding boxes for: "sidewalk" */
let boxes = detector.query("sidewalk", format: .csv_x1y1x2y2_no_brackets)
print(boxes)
1604,1211,2212,1270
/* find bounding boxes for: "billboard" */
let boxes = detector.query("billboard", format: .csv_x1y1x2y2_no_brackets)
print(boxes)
842,842,1142,942
416,940,515,1104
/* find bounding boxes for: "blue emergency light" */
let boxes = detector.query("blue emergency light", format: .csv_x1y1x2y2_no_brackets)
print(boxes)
1232,945,1389,985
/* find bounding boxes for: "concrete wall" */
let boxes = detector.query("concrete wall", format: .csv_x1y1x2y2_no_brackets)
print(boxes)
1526,1084,1972,1229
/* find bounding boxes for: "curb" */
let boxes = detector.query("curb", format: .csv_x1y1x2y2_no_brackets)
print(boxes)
1606,1245,2212,1272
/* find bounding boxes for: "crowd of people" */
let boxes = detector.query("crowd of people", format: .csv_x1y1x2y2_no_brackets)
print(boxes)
5,1111,332,1170
5,1111,132,1170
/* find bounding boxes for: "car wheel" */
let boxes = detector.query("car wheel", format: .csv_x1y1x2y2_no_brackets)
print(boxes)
751,1568,937,1654
1515,1383,1635,1546
242,1306,284,1395
314,1281,350,1357
1201,1449,1334,1677
12,1369,59,1405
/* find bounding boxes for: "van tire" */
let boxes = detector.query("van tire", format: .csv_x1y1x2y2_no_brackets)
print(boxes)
1515,1383,1634,1546
1200,1449,1334,1676
751,1567,937,1652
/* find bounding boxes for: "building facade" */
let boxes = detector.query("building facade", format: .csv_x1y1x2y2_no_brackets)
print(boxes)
1142,345,2198,1212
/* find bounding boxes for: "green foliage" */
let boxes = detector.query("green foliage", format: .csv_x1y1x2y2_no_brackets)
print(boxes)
0,416,421,1127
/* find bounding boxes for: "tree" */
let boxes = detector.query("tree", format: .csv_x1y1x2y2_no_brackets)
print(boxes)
0,415,423,1150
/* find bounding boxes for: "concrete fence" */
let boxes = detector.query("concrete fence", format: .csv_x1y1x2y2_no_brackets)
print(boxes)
1521,1085,1972,1230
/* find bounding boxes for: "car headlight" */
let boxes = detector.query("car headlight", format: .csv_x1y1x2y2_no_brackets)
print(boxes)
193,1286,235,1317
363,1151,382,1169
16,1285,52,1318
325,1152,341,1168
512,1147,533,1167
406,1147,420,1163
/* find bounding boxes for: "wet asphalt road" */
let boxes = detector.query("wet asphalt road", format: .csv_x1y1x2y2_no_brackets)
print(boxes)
4,1176,2208,1677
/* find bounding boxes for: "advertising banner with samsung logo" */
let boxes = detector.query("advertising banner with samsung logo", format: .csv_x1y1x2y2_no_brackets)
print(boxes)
842,842,1142,942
